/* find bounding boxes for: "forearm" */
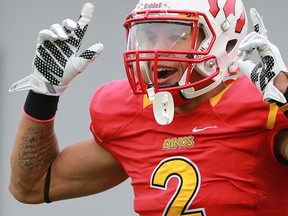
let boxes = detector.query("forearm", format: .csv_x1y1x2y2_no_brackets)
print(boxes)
8,2,103,203
10,115,60,202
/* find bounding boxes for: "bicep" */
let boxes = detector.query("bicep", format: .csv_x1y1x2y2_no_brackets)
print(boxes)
49,138,128,201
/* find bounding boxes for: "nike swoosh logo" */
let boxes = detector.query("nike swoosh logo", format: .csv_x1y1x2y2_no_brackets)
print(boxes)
192,126,218,133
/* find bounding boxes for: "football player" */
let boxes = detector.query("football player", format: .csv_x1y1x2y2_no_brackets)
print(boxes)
9,0,288,215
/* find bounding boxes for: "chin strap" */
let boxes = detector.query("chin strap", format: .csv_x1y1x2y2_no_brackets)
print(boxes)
147,85,175,125
147,82,192,125
152,92,175,125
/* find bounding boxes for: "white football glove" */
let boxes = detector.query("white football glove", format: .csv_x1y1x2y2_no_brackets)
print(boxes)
238,8,288,103
9,2,103,96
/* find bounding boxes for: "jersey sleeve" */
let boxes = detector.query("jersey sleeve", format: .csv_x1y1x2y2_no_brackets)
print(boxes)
89,79,146,144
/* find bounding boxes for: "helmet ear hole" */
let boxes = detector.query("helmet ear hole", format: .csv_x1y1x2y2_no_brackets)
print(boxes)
226,39,237,54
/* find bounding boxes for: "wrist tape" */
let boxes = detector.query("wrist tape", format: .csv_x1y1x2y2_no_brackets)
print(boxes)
275,87,288,118
24,90,59,122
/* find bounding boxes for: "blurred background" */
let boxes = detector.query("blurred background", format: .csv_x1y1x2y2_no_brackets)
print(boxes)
1,0,288,215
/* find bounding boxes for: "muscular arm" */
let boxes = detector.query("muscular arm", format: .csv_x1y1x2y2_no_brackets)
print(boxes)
10,115,59,203
10,115,128,203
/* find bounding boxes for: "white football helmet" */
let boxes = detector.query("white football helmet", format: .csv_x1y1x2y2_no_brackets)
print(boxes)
123,0,248,106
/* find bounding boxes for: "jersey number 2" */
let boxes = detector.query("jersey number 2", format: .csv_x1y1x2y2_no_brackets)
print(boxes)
151,156,206,216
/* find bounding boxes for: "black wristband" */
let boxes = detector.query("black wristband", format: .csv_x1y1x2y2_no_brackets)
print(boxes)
275,87,288,118
24,90,59,121
44,164,52,203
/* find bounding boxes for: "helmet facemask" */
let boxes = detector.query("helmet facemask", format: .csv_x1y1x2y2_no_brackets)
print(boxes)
124,10,221,104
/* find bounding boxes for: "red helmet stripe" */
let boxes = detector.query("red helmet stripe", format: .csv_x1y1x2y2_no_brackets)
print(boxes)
235,10,246,33
208,0,220,17
223,0,236,17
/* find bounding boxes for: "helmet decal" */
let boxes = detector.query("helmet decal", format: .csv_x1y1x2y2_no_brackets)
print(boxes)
223,0,237,17
208,0,221,17
208,0,246,33
235,10,246,33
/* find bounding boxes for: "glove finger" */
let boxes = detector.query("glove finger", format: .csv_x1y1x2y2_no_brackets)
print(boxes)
38,29,58,43
239,50,253,61
250,8,268,38
239,33,269,51
73,43,104,72
87,43,104,54
61,18,77,35
239,32,257,48
77,2,94,28
79,43,103,65
50,23,69,40
238,59,257,77
240,32,266,46
239,38,267,52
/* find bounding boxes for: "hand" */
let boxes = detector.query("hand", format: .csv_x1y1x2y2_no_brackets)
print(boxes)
238,8,288,103
9,2,103,96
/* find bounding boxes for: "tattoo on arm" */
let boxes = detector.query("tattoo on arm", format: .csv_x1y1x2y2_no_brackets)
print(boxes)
18,126,59,173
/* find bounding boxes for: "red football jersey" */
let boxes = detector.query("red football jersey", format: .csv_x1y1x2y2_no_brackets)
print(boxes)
90,75,288,216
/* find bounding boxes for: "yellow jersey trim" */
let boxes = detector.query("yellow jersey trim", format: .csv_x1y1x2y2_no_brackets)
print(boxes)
210,79,235,107
91,125,103,143
143,94,152,109
266,103,279,129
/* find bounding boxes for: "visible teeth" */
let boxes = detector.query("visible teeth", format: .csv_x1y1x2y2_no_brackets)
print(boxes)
157,67,176,79
158,67,175,72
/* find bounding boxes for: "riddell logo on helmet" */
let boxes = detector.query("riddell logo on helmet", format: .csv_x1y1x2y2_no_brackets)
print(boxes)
144,3,163,9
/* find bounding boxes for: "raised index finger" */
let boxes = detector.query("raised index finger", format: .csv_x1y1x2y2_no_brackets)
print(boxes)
78,2,94,28
250,8,268,38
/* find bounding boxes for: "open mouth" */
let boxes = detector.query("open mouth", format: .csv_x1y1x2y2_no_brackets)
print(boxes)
157,67,177,84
